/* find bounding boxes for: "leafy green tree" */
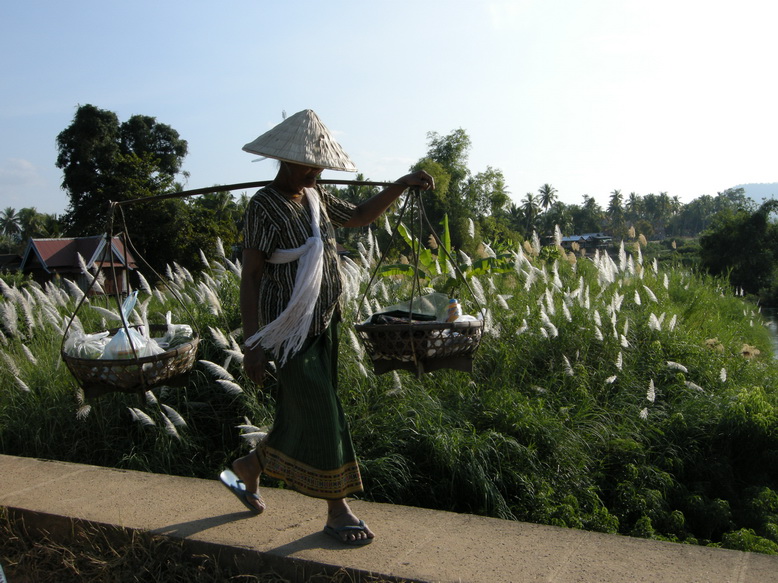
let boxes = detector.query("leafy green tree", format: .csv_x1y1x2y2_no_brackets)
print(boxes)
54,104,216,273
699,200,778,297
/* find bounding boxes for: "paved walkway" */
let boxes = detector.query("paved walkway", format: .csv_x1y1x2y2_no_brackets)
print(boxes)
1,454,777,582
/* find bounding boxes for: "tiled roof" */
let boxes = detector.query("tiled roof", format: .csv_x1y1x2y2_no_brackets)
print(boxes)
21,236,137,272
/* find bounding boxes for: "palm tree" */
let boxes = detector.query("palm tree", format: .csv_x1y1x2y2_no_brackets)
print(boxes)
0,207,20,238
522,192,539,236
537,183,558,213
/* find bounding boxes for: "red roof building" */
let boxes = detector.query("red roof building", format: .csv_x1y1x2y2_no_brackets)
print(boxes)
19,235,138,295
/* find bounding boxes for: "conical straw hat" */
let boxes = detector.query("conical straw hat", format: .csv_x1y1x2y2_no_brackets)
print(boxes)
242,109,357,172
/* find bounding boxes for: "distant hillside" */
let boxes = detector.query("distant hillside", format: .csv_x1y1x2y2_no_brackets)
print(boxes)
731,182,778,204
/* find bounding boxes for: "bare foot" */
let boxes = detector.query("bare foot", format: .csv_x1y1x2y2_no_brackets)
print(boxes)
231,451,266,513
326,499,375,544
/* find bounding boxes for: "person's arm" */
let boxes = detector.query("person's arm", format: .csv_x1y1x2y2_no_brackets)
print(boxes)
241,247,268,384
342,170,435,227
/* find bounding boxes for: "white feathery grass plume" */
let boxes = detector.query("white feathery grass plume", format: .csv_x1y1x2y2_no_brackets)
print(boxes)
652,258,659,273
92,305,121,321
594,326,604,341
382,213,392,234
495,294,510,311
202,271,219,292
209,326,230,349
444,257,455,276
62,278,86,302
224,258,242,277
199,249,211,269
648,313,662,331
76,404,92,421
29,285,55,309
544,288,556,316
459,249,472,267
524,267,537,291
198,282,222,315
616,351,623,370
562,302,573,322
552,262,563,290
145,390,158,405
663,274,670,290
241,431,269,447
605,375,617,384
356,242,370,269
160,411,181,439
639,407,649,420
236,422,262,433
667,361,688,373
554,224,563,246
470,276,486,305
562,355,574,376
647,379,656,403
17,296,35,333
633,290,641,306
21,344,37,364
622,318,630,338
643,285,658,303
385,370,403,396
668,314,677,331
593,309,602,327
516,319,529,335
636,243,643,266
611,292,624,313
720,368,727,382
685,381,705,393
215,237,226,258
199,359,234,381
15,377,30,392
541,310,558,338
620,334,630,348
357,361,368,378
216,379,244,395
153,288,166,304
468,218,475,238
1,351,21,376
128,407,156,426
347,328,364,357
0,279,16,301
531,231,541,255
483,241,496,258
162,404,187,427
618,241,627,271
657,312,666,326
539,327,548,339
224,348,244,364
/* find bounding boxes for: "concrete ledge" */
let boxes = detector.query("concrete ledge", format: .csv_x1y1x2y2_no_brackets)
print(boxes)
1,454,777,582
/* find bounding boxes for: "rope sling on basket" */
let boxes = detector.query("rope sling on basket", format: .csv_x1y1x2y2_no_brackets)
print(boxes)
354,188,485,378
60,203,200,399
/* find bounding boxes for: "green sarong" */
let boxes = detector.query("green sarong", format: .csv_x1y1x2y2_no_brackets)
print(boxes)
260,319,363,499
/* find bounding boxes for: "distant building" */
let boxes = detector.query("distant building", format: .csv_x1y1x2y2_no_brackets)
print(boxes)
559,233,613,250
19,235,137,295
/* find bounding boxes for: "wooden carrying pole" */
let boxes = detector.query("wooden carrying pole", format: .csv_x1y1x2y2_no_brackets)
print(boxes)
111,179,399,207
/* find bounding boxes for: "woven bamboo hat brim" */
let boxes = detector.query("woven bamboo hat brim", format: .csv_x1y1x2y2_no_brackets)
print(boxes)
242,109,357,172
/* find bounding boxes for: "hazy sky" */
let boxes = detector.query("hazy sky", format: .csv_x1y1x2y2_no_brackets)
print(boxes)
2,0,777,216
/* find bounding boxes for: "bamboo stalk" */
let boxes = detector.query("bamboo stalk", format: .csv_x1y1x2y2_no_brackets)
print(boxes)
111,179,398,207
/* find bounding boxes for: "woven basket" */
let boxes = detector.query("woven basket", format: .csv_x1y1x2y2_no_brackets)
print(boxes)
62,324,199,398
354,319,483,376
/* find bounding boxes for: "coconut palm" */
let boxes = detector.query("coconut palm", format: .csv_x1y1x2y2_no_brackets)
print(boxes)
0,207,20,238
538,183,558,213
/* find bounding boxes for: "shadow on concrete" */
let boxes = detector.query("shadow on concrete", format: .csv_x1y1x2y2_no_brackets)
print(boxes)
151,511,255,538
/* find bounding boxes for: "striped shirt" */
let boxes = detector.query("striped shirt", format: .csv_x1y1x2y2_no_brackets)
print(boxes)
243,185,356,337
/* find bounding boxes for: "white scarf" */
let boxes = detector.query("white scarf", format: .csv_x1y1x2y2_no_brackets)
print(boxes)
244,187,324,365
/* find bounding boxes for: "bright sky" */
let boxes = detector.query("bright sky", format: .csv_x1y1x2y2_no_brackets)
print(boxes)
2,0,777,216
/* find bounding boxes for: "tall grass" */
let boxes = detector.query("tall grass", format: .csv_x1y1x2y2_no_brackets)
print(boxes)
2,235,778,553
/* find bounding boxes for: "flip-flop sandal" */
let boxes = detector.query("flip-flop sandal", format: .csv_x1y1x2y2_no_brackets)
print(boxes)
219,469,264,515
323,519,373,546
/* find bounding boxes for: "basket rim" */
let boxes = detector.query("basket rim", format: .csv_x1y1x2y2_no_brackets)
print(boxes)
61,328,199,366
354,320,483,332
